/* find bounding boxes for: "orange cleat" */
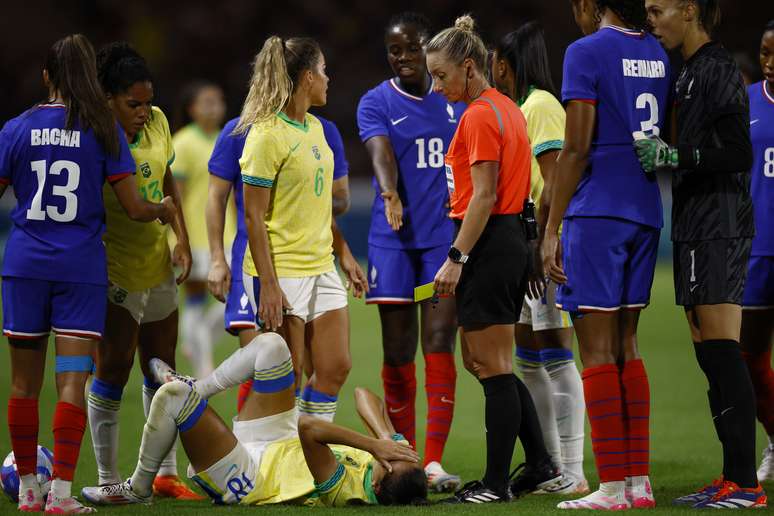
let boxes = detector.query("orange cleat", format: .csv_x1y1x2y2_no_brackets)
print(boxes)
152,475,204,501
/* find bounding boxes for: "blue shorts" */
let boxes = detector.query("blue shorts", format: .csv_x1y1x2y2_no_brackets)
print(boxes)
365,244,448,304
556,217,660,313
2,277,106,340
742,256,774,309
224,276,257,335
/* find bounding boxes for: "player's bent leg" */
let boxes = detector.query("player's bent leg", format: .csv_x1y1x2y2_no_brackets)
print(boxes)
8,339,47,512
239,331,297,420
379,304,419,447
740,309,774,482
303,307,351,422
420,296,459,492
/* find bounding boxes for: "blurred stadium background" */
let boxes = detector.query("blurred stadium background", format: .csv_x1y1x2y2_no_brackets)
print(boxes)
1,2,773,513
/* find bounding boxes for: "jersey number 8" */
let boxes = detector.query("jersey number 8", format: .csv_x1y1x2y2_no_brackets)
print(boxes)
764,148,774,178
26,160,80,223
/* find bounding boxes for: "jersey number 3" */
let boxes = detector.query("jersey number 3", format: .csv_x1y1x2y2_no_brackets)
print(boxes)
26,159,80,223
632,93,660,140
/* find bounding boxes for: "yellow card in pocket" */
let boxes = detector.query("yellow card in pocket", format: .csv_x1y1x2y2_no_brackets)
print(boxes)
414,282,435,302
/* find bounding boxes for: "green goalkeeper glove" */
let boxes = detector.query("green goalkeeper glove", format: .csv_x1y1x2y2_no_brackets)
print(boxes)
633,134,679,173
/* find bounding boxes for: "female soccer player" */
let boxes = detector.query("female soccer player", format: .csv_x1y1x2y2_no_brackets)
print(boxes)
642,1,766,507
491,22,587,494
356,11,463,491
541,0,670,509
237,36,365,423
427,15,565,503
1,34,174,514
741,20,774,484
172,81,228,379
86,42,201,500
81,334,426,507
207,113,355,411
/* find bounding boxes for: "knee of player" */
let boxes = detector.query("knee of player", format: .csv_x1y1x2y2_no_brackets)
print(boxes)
422,326,456,354
250,332,291,366
154,380,190,407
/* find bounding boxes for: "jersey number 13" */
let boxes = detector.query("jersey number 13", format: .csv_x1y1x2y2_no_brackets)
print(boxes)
26,159,80,223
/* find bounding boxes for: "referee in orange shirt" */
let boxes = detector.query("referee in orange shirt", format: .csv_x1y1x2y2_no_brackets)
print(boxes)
426,15,568,504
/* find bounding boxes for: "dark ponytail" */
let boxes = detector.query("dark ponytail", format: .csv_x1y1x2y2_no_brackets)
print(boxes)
44,34,119,156
692,0,721,35
496,22,556,101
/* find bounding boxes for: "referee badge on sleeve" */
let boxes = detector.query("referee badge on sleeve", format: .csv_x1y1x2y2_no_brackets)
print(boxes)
445,164,455,193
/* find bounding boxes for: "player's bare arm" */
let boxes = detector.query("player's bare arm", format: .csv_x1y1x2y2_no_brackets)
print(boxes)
164,165,192,283
365,135,403,230
111,174,176,224
332,175,351,216
206,174,233,301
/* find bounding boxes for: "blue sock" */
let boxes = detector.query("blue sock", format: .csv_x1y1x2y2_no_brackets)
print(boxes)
299,386,337,421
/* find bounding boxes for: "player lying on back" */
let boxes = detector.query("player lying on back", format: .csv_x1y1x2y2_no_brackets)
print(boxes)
82,332,427,507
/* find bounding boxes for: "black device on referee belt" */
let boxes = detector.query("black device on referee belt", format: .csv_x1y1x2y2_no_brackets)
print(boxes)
521,199,538,241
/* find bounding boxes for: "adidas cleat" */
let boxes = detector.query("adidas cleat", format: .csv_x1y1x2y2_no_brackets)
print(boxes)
693,481,766,509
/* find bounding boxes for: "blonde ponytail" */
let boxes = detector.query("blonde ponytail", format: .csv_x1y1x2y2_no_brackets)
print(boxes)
235,36,322,134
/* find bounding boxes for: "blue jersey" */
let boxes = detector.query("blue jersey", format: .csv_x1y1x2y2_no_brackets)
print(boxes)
208,116,350,272
0,104,135,285
357,78,464,249
561,26,671,229
749,81,774,256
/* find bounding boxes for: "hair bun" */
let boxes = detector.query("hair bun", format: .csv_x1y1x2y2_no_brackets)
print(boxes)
454,14,476,33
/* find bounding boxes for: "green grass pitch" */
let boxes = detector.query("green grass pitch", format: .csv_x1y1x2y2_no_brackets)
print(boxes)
0,264,770,514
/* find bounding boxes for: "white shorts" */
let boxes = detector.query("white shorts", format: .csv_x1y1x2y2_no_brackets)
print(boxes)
107,274,178,325
243,269,348,324
518,282,573,332
188,408,298,505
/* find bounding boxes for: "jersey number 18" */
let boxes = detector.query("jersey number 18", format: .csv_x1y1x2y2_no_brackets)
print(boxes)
26,159,80,223
415,138,444,169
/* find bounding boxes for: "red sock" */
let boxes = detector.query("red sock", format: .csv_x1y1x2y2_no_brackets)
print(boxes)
8,398,39,476
52,401,86,482
382,362,417,447
424,353,457,466
742,350,774,434
237,380,252,413
583,364,627,483
621,359,650,477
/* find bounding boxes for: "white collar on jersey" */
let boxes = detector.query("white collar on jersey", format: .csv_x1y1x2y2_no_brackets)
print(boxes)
603,25,644,37
389,76,434,101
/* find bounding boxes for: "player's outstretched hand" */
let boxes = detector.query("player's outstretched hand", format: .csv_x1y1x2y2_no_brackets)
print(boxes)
340,252,369,299
541,232,567,285
208,260,231,302
381,190,403,231
433,258,462,296
633,134,678,173
173,241,192,285
159,196,177,225
369,439,420,473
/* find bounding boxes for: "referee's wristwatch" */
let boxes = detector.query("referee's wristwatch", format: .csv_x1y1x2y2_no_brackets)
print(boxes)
448,246,469,264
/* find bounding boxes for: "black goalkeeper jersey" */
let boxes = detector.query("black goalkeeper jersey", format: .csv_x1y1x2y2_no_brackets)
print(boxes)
671,41,754,242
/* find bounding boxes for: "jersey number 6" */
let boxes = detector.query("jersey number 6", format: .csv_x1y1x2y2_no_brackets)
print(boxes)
26,159,80,223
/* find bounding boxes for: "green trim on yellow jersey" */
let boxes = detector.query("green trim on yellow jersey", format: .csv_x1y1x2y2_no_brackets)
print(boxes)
277,111,309,132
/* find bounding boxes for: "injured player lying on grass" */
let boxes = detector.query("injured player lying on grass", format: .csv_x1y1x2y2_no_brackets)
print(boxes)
82,332,427,507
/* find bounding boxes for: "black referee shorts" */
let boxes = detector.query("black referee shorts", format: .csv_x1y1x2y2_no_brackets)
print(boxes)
456,215,529,328
673,238,752,307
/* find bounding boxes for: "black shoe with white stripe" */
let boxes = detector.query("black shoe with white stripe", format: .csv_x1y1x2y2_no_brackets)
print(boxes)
441,480,511,504
509,459,574,498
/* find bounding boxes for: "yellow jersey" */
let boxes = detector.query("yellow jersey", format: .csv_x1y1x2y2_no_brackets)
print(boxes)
171,124,236,252
103,106,174,291
520,88,566,206
240,438,378,506
240,112,334,278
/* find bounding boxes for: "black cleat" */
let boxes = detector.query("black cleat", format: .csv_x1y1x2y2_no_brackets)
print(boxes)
509,460,574,498
442,480,512,504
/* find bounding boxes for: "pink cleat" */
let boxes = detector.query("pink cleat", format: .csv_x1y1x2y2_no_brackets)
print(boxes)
18,485,45,512
626,477,656,508
44,494,96,514
558,489,631,510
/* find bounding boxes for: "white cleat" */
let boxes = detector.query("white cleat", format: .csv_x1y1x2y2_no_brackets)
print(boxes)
757,445,774,482
536,475,589,495
44,494,97,514
149,358,195,387
18,484,45,512
425,461,462,493
558,488,630,510
81,480,150,506
626,477,656,508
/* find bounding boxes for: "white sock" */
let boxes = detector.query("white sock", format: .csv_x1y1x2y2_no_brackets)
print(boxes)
143,381,178,478
547,360,586,480
627,475,650,492
49,479,72,499
87,378,123,485
132,381,202,497
517,356,561,467
19,473,38,494
195,333,288,399
599,480,626,498
181,301,205,362
206,302,226,345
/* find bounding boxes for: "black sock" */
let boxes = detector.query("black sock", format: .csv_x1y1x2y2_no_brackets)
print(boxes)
480,374,521,494
694,342,730,478
700,340,757,488
514,375,550,466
